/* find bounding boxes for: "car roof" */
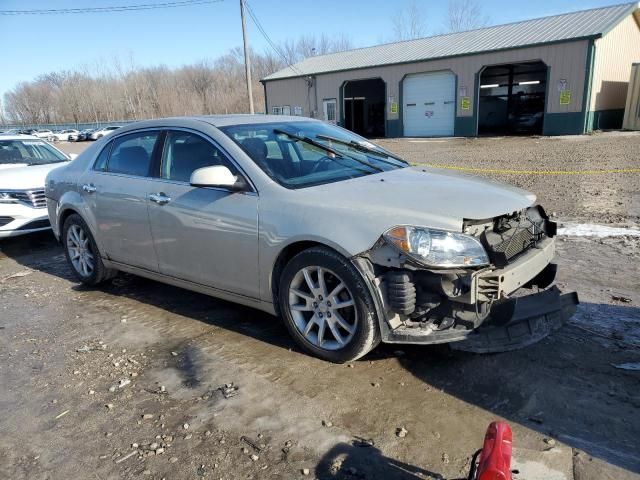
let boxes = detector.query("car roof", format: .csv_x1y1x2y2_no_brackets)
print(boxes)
110,115,319,135
0,134,41,140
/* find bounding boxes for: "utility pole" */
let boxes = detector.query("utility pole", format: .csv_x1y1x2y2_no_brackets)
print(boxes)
239,0,254,114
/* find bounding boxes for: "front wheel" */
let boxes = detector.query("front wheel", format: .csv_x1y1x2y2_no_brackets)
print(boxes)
278,247,380,363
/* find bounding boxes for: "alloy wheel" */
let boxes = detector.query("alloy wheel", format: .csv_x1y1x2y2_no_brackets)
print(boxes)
288,266,357,350
66,224,95,277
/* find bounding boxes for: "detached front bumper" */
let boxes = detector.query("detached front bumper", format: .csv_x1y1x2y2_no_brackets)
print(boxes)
450,286,579,353
359,235,579,351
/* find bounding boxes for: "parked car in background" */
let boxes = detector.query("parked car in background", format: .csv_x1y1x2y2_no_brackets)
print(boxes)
48,129,79,142
33,129,54,139
45,115,577,362
79,129,96,141
89,126,121,140
0,135,75,238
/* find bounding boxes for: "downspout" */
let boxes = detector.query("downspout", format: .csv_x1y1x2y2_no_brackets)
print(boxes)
581,38,597,133
314,75,318,119
260,79,268,115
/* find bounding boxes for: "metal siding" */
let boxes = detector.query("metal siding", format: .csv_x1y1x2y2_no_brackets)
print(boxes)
590,14,640,110
264,78,311,116
263,3,637,81
300,41,588,123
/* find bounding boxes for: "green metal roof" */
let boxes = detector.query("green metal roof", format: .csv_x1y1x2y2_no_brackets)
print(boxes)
263,2,639,81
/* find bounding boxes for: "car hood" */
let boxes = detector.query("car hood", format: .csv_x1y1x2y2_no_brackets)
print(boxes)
0,162,69,190
301,166,536,225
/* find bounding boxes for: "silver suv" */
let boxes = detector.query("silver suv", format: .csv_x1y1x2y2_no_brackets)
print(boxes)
45,115,577,362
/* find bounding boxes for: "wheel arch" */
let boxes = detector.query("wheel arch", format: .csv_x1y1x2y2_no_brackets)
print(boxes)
270,239,353,316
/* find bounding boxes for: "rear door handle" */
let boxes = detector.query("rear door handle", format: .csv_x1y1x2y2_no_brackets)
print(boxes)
82,183,96,193
149,192,171,205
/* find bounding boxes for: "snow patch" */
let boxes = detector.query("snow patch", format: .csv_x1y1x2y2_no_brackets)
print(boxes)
558,224,640,238
570,303,640,347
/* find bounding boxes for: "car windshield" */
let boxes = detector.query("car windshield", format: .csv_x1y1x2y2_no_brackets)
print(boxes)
220,121,408,188
0,139,68,165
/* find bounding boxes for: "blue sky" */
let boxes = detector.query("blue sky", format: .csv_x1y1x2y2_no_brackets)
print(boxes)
0,0,627,98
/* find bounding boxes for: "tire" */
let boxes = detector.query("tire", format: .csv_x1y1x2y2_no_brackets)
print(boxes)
278,246,380,363
62,213,116,286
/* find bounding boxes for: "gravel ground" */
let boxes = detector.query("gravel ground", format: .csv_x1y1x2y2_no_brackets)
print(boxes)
378,131,640,225
1,134,639,480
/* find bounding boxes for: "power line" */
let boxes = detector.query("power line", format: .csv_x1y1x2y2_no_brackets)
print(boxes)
0,0,223,15
243,0,304,76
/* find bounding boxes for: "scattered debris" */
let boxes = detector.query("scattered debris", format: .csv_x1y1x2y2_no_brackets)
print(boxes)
142,414,154,420
218,383,239,399
611,295,632,303
544,438,556,448
118,379,131,389
171,351,178,356
250,454,259,461
371,382,380,388
76,343,106,353
352,437,375,448
442,453,450,464
55,409,70,419
396,426,408,438
612,362,640,371
527,415,544,424
105,404,114,410
183,423,189,430
322,420,333,427
2,269,33,282
114,451,137,464
241,436,263,452
302,468,310,476
169,456,178,464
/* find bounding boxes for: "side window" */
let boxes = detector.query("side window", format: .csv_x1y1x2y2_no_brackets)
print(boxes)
107,131,159,176
93,142,112,171
160,131,233,183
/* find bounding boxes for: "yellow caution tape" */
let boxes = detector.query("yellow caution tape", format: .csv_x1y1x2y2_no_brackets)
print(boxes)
421,164,640,175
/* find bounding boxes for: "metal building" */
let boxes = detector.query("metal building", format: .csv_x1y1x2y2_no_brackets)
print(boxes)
261,3,640,137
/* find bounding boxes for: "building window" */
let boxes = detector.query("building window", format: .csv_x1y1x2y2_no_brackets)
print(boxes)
272,106,283,115
293,106,303,116
282,105,291,116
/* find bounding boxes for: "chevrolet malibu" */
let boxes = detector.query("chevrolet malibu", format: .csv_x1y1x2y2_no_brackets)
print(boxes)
45,116,577,362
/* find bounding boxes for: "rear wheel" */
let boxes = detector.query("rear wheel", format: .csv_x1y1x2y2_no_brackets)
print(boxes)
278,247,380,363
63,214,116,286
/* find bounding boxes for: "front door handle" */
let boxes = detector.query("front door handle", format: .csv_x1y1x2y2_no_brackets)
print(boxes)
149,192,171,205
82,183,97,193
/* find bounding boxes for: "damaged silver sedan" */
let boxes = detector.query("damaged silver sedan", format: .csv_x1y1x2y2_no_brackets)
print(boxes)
45,115,578,363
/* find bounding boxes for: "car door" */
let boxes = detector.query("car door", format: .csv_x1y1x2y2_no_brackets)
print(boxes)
84,129,162,271
147,129,260,298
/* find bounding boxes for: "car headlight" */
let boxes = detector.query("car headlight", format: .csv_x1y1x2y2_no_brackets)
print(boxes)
383,226,489,267
0,192,18,204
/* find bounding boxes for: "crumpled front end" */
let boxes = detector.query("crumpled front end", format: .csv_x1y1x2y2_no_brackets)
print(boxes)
355,206,579,352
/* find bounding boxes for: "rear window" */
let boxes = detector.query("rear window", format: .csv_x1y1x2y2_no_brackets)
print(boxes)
105,132,159,176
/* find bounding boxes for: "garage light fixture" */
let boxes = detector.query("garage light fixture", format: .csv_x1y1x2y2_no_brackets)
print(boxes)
480,84,500,89
518,80,540,85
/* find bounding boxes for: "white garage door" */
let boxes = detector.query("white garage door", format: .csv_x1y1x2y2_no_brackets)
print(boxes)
403,71,456,137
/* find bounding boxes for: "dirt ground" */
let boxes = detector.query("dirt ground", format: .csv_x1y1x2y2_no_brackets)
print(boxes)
1,133,639,480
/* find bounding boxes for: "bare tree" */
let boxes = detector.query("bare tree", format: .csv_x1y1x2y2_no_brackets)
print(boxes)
392,0,426,41
447,0,490,33
0,34,350,126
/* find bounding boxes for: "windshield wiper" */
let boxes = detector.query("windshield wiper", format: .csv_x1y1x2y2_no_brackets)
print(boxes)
315,135,407,166
273,129,383,173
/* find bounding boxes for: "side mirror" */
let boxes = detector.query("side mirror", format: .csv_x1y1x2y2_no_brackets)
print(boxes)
68,153,78,160
190,165,248,191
